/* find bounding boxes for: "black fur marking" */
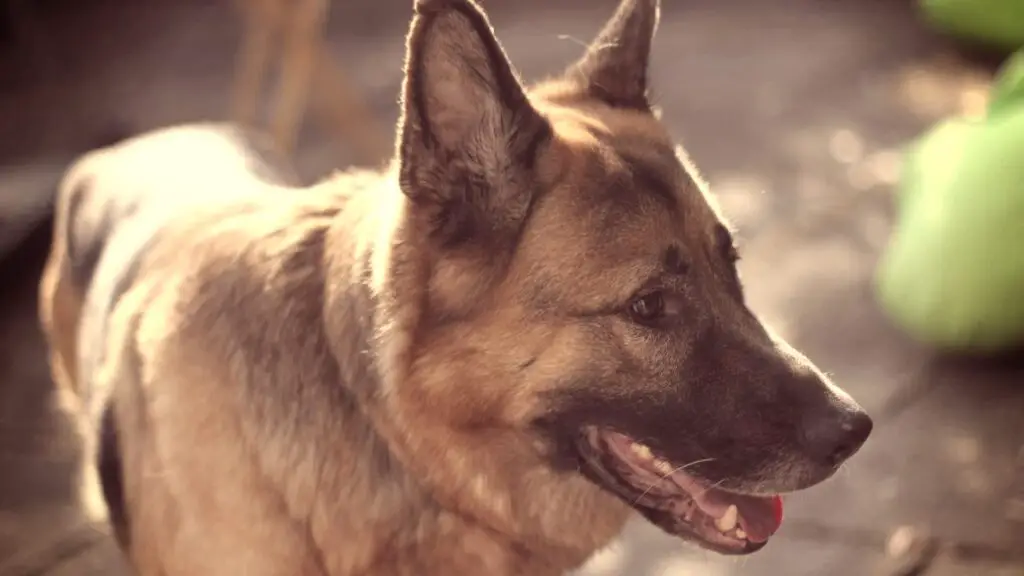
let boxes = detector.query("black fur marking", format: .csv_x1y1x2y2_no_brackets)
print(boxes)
662,245,689,276
98,403,131,549
64,123,137,287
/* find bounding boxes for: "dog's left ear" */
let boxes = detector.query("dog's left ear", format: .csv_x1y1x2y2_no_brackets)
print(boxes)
398,0,550,246
566,0,661,110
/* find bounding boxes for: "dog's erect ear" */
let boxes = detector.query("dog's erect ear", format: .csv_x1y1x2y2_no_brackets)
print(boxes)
398,0,550,245
566,0,660,110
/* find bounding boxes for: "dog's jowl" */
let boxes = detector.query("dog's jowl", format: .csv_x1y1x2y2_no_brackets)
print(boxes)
38,0,873,574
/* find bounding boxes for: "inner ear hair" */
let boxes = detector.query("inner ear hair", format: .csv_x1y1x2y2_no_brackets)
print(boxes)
397,0,551,245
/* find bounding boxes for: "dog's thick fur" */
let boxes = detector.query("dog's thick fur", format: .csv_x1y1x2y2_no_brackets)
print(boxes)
39,1,872,574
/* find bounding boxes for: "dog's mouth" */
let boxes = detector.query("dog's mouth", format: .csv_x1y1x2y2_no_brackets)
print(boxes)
576,427,784,555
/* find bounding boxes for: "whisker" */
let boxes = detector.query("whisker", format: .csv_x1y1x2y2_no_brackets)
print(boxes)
555,34,590,49
694,478,728,501
632,457,716,505
668,458,716,478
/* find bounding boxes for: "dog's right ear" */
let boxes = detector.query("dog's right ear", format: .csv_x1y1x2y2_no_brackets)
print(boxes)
565,0,660,110
397,0,551,247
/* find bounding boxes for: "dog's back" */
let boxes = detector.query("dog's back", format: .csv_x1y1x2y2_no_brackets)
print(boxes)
41,123,295,400
38,122,305,548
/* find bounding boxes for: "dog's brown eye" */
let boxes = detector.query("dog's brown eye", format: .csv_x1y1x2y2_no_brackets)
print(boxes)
629,292,666,322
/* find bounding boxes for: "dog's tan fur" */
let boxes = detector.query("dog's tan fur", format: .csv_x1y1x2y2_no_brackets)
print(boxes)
39,0,871,574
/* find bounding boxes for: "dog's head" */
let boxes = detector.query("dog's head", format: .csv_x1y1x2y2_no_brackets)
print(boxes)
376,0,872,556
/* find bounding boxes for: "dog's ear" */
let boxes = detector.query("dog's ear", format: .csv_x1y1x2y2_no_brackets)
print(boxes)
566,0,660,110
398,0,550,246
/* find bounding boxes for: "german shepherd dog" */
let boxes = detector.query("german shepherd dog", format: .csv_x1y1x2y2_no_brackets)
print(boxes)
38,0,873,574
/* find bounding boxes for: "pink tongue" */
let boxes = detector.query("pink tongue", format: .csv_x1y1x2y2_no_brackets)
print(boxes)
673,471,785,543
735,494,783,543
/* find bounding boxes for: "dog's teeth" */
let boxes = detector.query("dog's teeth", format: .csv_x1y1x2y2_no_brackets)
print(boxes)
735,528,747,540
715,505,738,533
630,442,653,460
652,458,674,476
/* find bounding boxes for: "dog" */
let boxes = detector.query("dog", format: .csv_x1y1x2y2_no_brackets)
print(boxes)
230,0,392,165
38,0,873,574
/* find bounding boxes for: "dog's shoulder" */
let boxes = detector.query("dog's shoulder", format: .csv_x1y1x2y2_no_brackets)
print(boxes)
118,180,352,395
95,191,400,562
65,124,331,409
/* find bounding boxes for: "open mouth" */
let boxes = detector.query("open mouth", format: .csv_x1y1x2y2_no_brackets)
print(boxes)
576,427,785,554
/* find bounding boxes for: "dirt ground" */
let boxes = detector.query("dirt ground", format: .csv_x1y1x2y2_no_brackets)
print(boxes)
1,0,1023,574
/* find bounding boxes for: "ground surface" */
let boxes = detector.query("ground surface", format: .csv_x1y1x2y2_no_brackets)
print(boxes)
1,0,1023,575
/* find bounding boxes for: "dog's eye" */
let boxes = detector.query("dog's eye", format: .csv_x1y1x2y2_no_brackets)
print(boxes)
628,292,666,323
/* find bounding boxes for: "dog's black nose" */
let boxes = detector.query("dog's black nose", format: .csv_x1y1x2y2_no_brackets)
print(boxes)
802,408,873,467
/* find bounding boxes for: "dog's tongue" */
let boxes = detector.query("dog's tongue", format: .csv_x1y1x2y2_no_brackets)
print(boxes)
737,494,783,543
673,470,785,543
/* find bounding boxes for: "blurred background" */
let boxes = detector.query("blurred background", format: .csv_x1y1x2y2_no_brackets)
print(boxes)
1,0,1023,574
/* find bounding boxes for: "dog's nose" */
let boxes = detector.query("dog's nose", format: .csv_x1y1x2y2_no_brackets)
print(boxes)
801,407,873,468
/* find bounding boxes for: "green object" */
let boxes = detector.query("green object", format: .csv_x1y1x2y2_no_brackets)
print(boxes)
876,50,1024,352
920,0,1024,51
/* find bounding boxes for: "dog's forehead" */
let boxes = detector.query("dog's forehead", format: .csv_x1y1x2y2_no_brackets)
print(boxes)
535,109,721,242
512,111,726,305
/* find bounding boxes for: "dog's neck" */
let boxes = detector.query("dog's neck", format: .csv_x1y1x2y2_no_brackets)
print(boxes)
310,170,627,574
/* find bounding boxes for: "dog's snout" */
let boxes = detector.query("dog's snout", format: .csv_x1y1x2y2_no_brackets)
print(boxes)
801,406,873,468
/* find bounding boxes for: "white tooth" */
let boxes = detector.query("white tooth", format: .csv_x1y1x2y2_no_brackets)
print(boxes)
653,458,674,475
735,529,747,540
630,442,653,460
715,505,738,533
